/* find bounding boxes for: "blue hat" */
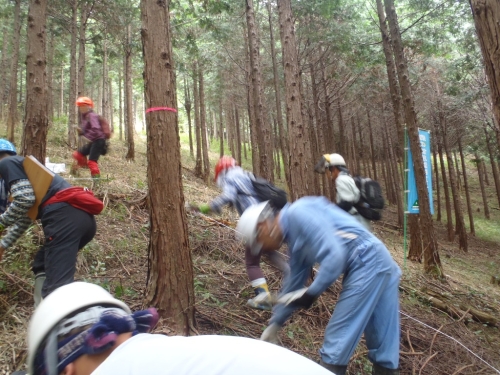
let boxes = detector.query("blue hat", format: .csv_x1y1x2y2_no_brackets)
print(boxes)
0,139,16,155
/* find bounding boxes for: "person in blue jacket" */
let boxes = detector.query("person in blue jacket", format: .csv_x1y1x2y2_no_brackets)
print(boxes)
236,197,401,375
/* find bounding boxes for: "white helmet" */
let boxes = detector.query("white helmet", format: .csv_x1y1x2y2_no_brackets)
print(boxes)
28,282,131,375
325,153,346,167
236,201,274,255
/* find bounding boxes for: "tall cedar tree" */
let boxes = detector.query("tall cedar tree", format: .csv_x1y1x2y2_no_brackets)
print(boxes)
22,0,49,161
6,0,21,144
140,0,195,334
384,0,443,276
277,0,313,200
469,0,500,150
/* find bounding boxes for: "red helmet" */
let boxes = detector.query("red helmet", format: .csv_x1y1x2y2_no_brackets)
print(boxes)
215,156,236,181
75,96,94,108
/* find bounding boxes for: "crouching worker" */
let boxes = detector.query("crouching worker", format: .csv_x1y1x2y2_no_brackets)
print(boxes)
0,139,98,305
190,156,289,311
236,197,401,375
27,282,333,375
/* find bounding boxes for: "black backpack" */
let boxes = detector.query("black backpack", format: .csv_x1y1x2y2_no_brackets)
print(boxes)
354,176,384,221
251,176,288,209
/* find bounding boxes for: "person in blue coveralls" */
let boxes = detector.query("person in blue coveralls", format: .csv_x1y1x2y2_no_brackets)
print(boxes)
236,197,401,375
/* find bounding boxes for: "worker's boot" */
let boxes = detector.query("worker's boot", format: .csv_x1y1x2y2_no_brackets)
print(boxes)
319,359,348,374
372,363,400,375
247,278,272,311
34,272,45,308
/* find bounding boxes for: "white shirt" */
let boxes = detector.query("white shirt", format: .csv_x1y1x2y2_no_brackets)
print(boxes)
92,334,332,375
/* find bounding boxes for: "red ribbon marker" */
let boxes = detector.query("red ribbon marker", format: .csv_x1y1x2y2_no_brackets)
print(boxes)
146,107,177,113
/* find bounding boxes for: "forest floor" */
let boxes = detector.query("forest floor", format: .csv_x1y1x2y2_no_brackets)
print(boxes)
0,133,499,375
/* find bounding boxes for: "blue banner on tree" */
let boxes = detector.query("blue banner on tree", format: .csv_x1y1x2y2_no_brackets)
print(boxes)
407,129,434,214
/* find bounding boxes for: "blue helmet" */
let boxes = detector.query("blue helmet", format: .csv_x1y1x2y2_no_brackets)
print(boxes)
0,139,16,155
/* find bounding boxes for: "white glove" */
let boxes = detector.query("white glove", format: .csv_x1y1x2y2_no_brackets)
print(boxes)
260,323,281,345
277,287,309,306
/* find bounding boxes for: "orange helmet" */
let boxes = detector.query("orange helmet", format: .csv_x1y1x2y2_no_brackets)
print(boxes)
215,156,236,181
75,96,94,108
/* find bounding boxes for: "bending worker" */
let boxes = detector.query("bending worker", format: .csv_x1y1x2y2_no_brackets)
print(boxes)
236,196,401,375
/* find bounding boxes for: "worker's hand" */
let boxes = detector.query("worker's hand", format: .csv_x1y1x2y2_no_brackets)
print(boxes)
260,323,281,345
277,287,316,309
0,246,5,262
76,127,83,135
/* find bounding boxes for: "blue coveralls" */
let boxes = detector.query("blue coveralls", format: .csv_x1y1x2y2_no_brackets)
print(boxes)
271,196,401,369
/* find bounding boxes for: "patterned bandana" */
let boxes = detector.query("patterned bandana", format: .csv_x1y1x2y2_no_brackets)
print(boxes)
34,307,159,375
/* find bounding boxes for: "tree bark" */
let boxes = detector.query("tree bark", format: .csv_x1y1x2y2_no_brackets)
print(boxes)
234,105,242,165
246,0,273,181
118,67,123,140
367,108,378,181
432,136,441,222
458,136,475,236
141,0,195,334
437,92,467,251
277,0,313,200
469,0,500,150
198,68,210,182
77,1,89,97
437,128,454,242
6,0,22,144
183,77,193,157
124,25,135,160
268,2,290,188
484,126,500,207
67,0,78,147
385,0,442,276
193,63,203,178
476,153,490,219
22,0,48,162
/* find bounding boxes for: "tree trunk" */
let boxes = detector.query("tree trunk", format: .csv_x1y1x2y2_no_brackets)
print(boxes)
385,0,442,276
22,0,48,162
6,0,22,144
59,65,64,117
438,130,454,242
124,25,135,160
476,153,490,219
376,0,404,157
432,137,441,222
310,60,329,195
437,93,467,251
77,1,89,97
234,105,242,165
118,67,123,140
218,100,224,157
244,25,259,176
0,25,10,121
458,136,475,236
193,63,203,178
46,30,54,121
268,2,290,188
278,0,313,200
183,77,193,157
337,98,345,157
453,151,462,191
101,36,110,120
408,214,423,262
198,68,210,182
246,0,273,181
140,0,195,334
469,0,500,150
484,126,500,207
67,0,78,147
367,108,378,181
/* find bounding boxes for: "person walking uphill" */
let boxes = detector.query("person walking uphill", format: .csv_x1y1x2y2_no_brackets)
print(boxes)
236,196,401,375
315,153,371,230
190,156,290,311
0,139,98,306
72,97,110,179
